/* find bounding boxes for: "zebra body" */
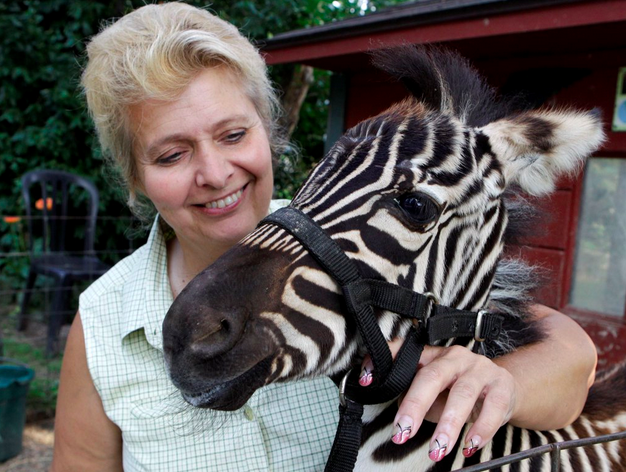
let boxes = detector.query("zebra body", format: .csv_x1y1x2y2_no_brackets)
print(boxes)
163,47,626,470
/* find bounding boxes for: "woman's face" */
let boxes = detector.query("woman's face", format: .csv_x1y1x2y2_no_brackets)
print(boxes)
130,67,273,253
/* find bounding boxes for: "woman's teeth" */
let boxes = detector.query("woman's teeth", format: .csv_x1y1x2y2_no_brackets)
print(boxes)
205,189,243,209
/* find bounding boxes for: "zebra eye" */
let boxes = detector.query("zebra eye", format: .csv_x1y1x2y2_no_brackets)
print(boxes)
397,193,441,225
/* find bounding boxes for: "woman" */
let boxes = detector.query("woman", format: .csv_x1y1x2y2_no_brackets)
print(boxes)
52,3,597,471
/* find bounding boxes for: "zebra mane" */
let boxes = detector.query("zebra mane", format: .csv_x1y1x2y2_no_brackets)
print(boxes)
480,185,548,355
371,45,519,127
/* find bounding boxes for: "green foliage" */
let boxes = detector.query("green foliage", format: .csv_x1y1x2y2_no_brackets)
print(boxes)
273,69,333,198
0,0,139,296
0,0,406,296
6,339,62,418
1,321,63,419
0,218,29,296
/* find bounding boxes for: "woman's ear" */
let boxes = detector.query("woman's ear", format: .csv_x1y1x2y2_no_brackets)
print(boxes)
478,108,605,195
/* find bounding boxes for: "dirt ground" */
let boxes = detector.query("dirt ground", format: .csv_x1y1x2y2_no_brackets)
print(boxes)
0,420,54,472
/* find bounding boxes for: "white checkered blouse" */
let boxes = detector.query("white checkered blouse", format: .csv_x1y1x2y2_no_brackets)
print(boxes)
80,201,339,471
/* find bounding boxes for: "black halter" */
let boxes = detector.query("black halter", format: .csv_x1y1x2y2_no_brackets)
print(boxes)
260,207,504,472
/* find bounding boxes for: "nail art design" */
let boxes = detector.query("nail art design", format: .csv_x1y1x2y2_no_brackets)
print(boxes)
428,437,448,462
391,422,412,444
463,437,480,457
359,366,373,387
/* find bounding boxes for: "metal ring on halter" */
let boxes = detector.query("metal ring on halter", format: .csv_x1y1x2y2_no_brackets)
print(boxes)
339,368,353,407
413,291,439,327
475,309,489,342
424,291,439,316
424,292,439,304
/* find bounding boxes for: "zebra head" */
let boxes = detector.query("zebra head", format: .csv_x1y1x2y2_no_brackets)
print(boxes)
163,46,604,411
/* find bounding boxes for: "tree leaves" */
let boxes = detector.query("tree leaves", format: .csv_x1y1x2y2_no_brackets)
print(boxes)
0,0,404,273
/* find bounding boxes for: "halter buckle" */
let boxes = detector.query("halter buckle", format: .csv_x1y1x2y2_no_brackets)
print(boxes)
474,309,489,342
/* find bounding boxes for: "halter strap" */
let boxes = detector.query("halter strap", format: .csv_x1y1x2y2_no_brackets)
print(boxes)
261,207,395,377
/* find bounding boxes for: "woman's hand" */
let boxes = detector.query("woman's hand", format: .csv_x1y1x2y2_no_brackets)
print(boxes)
359,305,597,463
361,342,516,461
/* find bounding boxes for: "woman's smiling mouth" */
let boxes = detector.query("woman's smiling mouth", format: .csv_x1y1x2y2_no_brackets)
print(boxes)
203,186,246,209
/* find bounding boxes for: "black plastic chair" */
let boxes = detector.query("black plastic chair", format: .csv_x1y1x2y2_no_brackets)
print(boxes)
17,170,110,355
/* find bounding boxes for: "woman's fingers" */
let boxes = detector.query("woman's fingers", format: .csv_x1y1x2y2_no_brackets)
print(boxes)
359,338,405,386
426,364,484,460
428,351,516,462
363,341,518,463
460,375,517,458
359,337,442,385
392,346,474,447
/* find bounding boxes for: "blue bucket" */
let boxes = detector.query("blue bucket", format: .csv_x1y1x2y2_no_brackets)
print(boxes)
0,359,35,463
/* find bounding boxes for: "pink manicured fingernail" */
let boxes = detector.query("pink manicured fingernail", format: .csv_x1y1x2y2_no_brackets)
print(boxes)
359,365,373,387
463,436,481,457
391,416,413,444
428,435,449,461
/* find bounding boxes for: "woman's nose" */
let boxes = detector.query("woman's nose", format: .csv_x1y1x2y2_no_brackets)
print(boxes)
194,147,234,189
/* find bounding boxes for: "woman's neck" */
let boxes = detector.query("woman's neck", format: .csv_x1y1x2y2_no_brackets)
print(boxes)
166,236,230,298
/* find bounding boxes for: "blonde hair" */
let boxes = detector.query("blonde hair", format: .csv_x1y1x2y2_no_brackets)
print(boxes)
81,2,281,216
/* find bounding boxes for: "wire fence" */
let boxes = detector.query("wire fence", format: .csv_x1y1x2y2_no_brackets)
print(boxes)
0,212,144,418
0,213,144,348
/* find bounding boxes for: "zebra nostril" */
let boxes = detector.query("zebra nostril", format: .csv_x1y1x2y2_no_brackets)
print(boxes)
192,320,225,344
186,312,245,360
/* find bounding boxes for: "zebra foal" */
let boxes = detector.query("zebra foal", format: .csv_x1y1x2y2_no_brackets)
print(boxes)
163,46,626,471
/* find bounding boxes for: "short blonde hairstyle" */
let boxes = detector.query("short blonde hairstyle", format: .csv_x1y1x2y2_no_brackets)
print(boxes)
81,2,281,214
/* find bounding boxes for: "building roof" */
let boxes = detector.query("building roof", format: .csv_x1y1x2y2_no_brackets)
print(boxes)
261,0,626,69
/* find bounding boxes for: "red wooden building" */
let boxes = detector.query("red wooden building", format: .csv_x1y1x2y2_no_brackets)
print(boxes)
262,0,626,366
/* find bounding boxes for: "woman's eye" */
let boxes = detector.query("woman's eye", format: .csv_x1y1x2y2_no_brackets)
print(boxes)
156,151,183,165
396,192,441,225
224,130,246,143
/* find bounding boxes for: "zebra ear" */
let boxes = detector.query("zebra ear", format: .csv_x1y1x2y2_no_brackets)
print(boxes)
480,109,605,195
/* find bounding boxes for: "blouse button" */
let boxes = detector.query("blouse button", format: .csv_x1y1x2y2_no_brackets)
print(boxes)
243,405,255,421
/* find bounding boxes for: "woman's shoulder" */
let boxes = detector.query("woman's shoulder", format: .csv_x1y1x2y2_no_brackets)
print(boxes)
79,243,151,309
269,199,290,213
81,217,166,308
